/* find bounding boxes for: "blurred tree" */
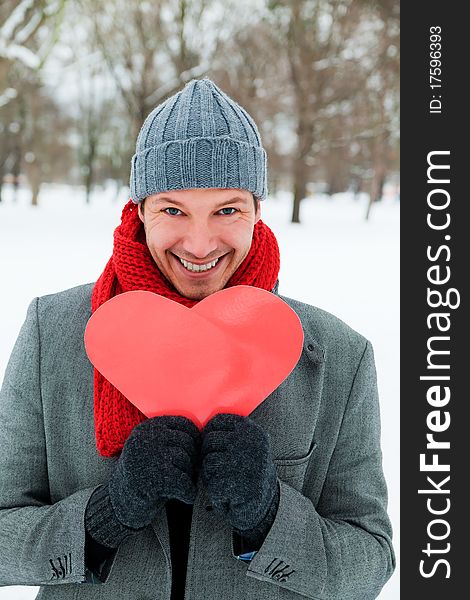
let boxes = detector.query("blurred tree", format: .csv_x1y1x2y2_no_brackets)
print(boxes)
0,0,68,203
209,14,292,198
70,0,229,198
73,0,272,199
0,86,21,203
265,0,399,222
310,0,399,216
78,0,218,139
96,107,135,197
266,0,370,222
0,0,67,103
76,73,104,204
1,0,399,214
74,78,134,202
20,71,74,205
358,0,399,219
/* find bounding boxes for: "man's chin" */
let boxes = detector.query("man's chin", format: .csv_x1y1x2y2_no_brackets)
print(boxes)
178,285,222,301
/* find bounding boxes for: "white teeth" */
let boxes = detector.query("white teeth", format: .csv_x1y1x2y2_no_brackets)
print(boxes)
178,256,220,272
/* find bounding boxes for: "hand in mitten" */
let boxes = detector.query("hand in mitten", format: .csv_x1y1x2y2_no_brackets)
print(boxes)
200,413,280,550
85,415,201,549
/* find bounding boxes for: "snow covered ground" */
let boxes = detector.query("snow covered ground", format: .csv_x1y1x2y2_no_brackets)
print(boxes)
0,183,400,599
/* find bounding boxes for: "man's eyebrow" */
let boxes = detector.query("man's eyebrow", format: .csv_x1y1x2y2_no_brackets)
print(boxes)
151,196,249,208
213,197,249,208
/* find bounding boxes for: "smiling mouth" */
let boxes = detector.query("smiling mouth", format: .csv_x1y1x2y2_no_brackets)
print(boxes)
172,253,225,273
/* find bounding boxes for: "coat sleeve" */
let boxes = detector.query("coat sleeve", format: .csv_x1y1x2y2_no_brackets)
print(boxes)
0,298,114,586
240,340,395,600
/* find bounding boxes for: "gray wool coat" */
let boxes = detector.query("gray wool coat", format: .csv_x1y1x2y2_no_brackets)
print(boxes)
0,283,395,599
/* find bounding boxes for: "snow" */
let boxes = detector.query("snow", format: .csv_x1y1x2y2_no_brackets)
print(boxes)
0,41,40,69
0,0,35,41
0,0,41,69
0,87,18,108
0,184,399,599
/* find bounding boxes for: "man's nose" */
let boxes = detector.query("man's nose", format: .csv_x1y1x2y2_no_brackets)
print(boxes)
181,220,218,259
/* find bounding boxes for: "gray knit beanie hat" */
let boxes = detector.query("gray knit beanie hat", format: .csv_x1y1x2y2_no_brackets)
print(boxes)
129,78,267,203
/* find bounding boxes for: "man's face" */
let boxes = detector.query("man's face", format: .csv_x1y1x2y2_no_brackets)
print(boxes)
138,188,261,300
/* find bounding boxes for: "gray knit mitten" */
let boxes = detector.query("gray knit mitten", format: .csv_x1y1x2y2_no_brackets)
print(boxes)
85,415,200,549
200,413,279,550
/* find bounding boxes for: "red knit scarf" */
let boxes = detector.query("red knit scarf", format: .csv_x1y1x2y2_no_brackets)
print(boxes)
92,200,280,456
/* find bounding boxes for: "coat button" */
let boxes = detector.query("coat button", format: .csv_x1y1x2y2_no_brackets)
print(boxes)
307,344,314,351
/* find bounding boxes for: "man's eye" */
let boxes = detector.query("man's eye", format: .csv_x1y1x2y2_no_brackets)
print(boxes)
218,207,237,215
164,207,182,216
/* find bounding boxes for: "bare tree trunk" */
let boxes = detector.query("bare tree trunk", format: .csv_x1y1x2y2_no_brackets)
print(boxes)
291,154,308,223
84,134,96,204
0,161,4,203
352,177,362,201
365,154,386,220
31,179,40,206
26,161,41,206
327,173,341,196
85,168,93,204
291,180,306,223
11,150,21,202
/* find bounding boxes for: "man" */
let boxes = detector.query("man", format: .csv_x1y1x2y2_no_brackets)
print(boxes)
0,78,395,599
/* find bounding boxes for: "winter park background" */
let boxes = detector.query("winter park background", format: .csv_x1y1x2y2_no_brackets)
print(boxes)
0,184,399,600
1,0,399,597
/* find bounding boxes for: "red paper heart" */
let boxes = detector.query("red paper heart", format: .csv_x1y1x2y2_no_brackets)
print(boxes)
84,286,304,429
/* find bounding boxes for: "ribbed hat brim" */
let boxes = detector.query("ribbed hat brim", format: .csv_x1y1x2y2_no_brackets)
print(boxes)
130,136,267,203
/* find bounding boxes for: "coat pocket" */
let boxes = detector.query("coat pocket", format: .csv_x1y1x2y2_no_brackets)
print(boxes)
273,440,317,491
